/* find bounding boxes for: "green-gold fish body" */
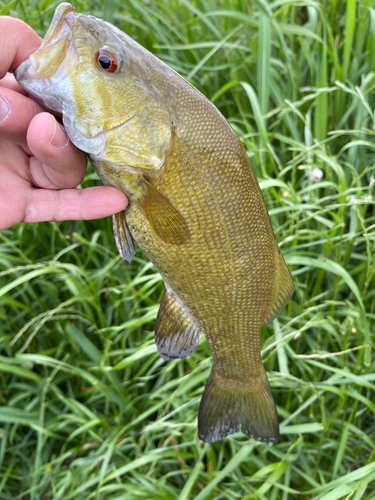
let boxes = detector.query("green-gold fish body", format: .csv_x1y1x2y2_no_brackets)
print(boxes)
16,3,294,443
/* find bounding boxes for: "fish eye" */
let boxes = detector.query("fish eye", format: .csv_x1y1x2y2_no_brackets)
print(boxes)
95,50,119,73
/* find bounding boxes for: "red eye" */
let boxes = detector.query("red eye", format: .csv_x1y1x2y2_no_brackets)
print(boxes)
96,50,118,73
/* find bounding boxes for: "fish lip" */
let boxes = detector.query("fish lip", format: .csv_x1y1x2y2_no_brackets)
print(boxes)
42,6,77,48
14,5,79,112
21,3,77,79
50,3,77,27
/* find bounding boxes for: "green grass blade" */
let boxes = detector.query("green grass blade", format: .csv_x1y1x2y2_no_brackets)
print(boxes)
194,443,257,500
257,10,271,118
343,0,357,80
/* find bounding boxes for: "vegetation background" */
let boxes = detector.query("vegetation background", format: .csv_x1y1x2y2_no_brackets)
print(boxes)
0,0,374,498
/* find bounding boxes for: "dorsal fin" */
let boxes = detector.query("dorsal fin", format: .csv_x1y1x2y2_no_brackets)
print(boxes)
155,288,201,360
262,252,294,326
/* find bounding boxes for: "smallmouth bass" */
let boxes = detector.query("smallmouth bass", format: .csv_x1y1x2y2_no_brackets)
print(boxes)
16,3,294,443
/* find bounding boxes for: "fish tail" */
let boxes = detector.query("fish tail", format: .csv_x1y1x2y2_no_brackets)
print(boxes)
198,364,279,444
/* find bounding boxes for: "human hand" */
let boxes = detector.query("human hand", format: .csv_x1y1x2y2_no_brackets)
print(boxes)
0,17,128,231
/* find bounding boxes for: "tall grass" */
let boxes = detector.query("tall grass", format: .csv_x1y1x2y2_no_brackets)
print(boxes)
0,0,374,498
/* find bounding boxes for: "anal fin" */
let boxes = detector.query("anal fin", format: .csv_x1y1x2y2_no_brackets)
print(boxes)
262,252,294,326
155,288,201,360
112,210,137,263
138,178,191,246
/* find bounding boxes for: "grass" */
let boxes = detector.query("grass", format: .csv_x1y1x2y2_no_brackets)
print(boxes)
0,0,375,498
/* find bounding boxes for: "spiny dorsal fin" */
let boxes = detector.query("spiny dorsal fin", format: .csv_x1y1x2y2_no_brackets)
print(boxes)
262,252,294,326
138,178,191,245
155,287,201,360
112,210,137,263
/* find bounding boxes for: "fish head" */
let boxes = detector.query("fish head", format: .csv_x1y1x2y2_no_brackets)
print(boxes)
16,2,172,170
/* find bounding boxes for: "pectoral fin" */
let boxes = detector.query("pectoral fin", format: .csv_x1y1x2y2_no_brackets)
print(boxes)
138,178,191,245
112,211,137,263
155,288,201,360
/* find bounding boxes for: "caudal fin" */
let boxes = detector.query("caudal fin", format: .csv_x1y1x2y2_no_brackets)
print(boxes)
198,366,279,444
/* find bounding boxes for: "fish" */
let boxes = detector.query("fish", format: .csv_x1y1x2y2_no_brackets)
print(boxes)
15,2,294,443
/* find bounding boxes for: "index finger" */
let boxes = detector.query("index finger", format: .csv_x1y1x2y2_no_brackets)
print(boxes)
0,16,41,79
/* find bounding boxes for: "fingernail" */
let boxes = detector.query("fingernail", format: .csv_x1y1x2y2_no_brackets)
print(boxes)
0,97,10,122
49,118,70,149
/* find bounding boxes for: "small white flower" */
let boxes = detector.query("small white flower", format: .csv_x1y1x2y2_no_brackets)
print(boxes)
347,195,357,204
305,167,324,183
311,168,323,182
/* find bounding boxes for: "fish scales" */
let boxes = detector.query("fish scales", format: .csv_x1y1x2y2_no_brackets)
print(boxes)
15,2,294,443
126,86,276,374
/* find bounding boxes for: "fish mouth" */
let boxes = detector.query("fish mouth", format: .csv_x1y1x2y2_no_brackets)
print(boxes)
14,2,78,113
29,2,77,78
